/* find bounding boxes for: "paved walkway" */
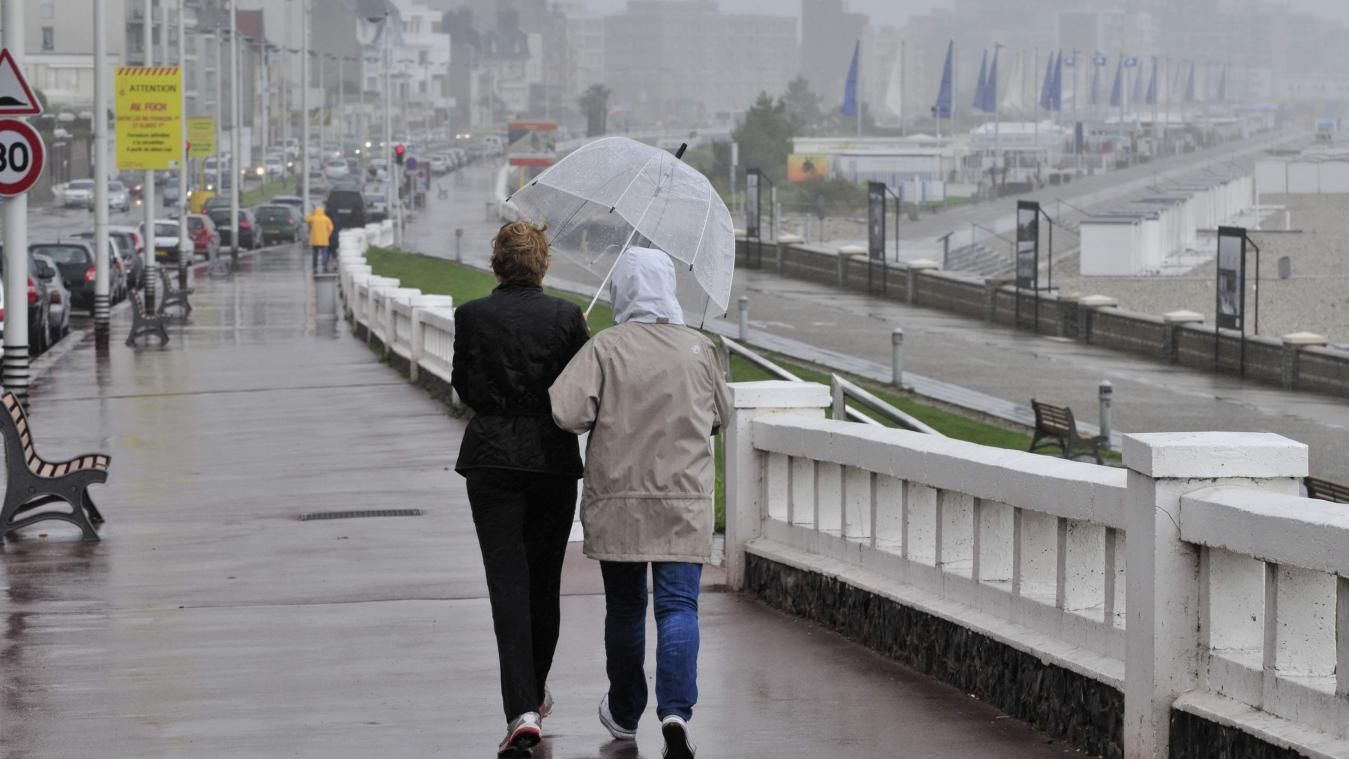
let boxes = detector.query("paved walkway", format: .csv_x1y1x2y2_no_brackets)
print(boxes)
0,243,1082,757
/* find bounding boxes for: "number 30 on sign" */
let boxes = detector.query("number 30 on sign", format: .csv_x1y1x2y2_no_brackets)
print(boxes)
0,119,44,197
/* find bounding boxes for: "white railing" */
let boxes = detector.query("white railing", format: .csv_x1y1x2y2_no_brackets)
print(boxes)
336,231,456,390
725,382,1343,757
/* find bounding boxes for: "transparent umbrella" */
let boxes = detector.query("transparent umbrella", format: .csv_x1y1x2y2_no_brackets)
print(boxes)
505,136,735,326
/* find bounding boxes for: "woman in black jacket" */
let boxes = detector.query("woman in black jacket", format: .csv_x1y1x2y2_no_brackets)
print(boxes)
451,221,589,756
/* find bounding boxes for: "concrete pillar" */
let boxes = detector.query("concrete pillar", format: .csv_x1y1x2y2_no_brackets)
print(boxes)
775,233,803,275
1122,432,1307,759
1162,310,1204,365
905,259,939,304
836,244,865,288
1280,332,1328,390
1077,295,1119,342
983,281,1005,323
1057,293,1083,339
724,381,831,589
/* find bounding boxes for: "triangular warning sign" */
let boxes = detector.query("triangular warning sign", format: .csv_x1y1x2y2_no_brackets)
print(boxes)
0,49,41,116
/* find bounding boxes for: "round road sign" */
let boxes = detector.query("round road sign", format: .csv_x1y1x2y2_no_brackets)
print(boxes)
0,119,44,197
405,157,418,171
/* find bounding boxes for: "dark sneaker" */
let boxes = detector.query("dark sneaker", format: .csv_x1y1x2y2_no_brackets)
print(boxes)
598,694,637,741
661,715,695,759
498,712,541,757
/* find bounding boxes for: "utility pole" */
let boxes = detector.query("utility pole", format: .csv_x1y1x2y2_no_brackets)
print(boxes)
318,51,325,166
229,0,240,264
177,0,190,288
260,42,270,183
301,0,310,215
338,55,345,147
93,0,111,348
143,0,158,311
384,14,396,244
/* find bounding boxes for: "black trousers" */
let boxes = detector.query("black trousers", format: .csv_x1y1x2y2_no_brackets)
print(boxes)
465,469,578,721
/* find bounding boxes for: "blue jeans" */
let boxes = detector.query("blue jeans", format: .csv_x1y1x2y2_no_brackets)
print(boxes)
601,561,702,727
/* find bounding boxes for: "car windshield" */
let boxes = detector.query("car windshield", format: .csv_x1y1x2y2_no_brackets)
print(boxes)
256,206,291,222
209,210,240,224
31,245,90,265
69,180,94,190
188,217,205,230
108,182,126,192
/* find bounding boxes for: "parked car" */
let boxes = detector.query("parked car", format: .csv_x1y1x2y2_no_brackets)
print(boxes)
187,214,220,259
209,208,261,249
0,247,58,353
272,195,305,214
106,225,146,289
29,242,95,321
265,156,286,179
68,232,129,303
365,192,388,223
255,204,303,245
344,158,362,177
138,219,185,262
428,154,450,174
324,188,368,239
31,252,70,345
203,196,233,214
61,179,96,209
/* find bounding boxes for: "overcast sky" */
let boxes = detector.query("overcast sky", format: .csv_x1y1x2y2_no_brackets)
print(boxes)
583,0,1349,26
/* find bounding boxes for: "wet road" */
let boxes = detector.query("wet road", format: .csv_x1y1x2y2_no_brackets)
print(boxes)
0,242,1084,756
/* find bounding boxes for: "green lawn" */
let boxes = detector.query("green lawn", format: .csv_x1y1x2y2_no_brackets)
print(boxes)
363,248,1068,533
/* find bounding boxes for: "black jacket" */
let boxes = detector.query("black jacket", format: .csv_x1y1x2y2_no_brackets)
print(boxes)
452,283,589,477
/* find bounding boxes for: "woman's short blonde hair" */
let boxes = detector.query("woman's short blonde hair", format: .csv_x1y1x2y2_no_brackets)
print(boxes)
491,221,550,287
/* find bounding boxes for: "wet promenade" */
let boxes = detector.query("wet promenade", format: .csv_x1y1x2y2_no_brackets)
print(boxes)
0,244,1083,757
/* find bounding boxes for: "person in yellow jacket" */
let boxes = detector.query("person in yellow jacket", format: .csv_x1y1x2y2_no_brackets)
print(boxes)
306,205,335,271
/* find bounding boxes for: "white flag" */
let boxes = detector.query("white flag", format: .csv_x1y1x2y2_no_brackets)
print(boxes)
883,46,903,122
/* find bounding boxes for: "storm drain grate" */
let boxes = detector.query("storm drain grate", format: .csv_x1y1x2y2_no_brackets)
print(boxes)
300,509,424,522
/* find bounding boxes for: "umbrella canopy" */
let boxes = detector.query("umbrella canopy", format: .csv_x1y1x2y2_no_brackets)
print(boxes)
505,136,735,326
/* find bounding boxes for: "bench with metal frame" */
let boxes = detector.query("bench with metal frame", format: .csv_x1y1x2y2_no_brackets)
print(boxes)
0,392,108,542
1029,399,1106,464
157,268,194,318
1305,476,1349,504
126,288,169,347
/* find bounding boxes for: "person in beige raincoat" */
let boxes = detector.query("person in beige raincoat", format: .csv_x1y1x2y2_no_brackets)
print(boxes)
550,246,730,759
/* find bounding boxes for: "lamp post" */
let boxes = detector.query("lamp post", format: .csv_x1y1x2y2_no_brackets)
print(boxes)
93,0,111,348
143,0,158,310
177,0,190,288
229,0,240,264
301,0,310,216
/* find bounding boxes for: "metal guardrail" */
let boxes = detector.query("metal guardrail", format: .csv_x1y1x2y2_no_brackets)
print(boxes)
720,336,942,436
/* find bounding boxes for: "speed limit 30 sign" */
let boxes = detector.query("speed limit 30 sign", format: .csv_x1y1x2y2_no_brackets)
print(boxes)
0,119,44,197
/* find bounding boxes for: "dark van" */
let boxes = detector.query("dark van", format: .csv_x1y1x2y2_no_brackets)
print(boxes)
324,189,367,237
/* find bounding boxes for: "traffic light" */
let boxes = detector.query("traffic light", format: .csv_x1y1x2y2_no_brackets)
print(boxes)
394,144,406,166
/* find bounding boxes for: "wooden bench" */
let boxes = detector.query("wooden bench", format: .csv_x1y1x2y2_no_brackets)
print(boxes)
0,392,108,542
126,288,169,347
1305,476,1349,504
1029,399,1106,465
158,268,194,318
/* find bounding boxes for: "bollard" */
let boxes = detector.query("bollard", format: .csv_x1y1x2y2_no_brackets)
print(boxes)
455,228,464,264
891,327,905,388
1098,380,1114,450
737,296,749,342
1278,256,1291,280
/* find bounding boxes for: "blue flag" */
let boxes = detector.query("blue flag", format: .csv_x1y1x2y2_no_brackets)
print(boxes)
842,41,860,118
973,50,988,111
1049,53,1062,112
1038,51,1055,111
1109,59,1123,108
981,48,999,113
932,41,953,119
1145,58,1158,105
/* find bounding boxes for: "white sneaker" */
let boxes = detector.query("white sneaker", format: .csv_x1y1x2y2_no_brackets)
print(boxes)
498,711,541,757
661,715,696,759
539,687,554,721
598,694,637,741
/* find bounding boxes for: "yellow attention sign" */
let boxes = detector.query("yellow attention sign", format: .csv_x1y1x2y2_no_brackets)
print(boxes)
115,66,182,171
187,116,216,158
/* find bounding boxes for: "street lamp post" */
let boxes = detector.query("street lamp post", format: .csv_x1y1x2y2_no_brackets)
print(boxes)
301,0,310,216
229,0,240,265
384,14,396,245
177,0,190,289
143,0,158,311
93,0,111,348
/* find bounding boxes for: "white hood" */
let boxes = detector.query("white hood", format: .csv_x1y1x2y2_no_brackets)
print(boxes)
610,246,684,326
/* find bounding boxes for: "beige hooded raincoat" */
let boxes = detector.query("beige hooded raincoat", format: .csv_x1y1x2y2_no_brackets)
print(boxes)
549,247,731,563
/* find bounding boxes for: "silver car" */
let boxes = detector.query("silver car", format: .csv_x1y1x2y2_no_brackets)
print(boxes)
31,253,70,344
106,180,131,212
62,179,95,209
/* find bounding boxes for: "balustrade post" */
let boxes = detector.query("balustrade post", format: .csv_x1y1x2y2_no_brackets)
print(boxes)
1121,432,1307,759
724,381,831,589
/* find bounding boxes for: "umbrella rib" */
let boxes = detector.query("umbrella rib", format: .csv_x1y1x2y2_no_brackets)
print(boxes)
585,190,660,317
608,153,660,213
685,186,715,273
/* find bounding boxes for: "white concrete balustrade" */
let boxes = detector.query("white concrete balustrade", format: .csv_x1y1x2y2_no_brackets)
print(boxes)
726,382,1346,758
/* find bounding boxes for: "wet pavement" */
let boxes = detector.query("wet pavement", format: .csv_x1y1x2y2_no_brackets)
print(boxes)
0,242,1083,756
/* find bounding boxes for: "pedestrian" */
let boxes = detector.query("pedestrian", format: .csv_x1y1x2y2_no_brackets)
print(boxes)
451,221,590,757
550,246,730,759
305,204,334,271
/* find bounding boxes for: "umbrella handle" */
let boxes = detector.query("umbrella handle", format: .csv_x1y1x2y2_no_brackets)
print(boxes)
675,143,688,160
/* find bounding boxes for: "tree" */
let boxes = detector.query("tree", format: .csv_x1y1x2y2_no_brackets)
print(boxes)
732,92,795,186
579,84,611,138
782,76,822,133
